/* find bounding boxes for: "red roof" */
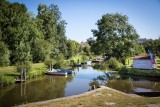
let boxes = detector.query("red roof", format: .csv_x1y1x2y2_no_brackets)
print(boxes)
133,56,151,60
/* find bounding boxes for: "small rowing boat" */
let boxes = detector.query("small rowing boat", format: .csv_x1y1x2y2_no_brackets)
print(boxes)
55,69,74,74
45,71,67,76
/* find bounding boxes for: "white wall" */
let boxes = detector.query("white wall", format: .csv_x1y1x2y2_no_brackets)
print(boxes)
133,59,153,69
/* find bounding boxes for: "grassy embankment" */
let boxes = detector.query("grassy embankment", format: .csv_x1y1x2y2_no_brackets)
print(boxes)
0,63,47,85
22,86,160,107
0,54,91,85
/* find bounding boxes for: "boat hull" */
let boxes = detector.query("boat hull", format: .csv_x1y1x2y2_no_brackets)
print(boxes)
45,72,67,76
55,69,73,74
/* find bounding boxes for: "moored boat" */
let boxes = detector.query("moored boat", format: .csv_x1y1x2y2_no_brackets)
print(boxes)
45,71,67,76
55,69,74,74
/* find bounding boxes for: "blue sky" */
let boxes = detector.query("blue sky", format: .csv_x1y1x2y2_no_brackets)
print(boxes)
9,0,160,42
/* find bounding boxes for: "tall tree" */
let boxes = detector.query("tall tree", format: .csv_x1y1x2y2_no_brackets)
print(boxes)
37,3,67,60
0,0,31,64
92,13,139,64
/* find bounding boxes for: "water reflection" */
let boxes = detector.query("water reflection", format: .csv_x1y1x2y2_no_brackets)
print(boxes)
1,66,160,107
92,63,108,72
90,73,160,93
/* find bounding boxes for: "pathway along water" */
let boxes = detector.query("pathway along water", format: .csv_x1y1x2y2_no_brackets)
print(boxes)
0,66,160,107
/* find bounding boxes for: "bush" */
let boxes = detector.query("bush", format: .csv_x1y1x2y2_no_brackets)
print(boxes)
17,61,32,72
81,54,89,62
108,57,123,70
0,75,15,86
118,66,129,74
44,58,55,69
0,41,10,67
53,61,68,69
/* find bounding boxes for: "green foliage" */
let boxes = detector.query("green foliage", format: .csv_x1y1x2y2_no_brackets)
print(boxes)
0,0,31,64
143,39,160,56
92,13,139,64
16,61,32,72
0,75,15,86
134,43,146,55
32,40,51,62
52,53,67,69
67,40,82,59
0,41,10,66
27,67,46,79
108,57,123,70
81,54,89,62
0,1,69,66
44,58,55,69
37,3,68,60
83,44,91,55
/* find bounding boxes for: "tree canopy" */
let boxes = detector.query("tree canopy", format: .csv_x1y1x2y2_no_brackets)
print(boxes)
92,13,139,64
0,0,77,66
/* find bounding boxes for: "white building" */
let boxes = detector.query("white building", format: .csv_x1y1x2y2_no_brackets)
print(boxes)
133,56,156,69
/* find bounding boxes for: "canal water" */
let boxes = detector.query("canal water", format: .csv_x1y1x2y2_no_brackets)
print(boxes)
0,66,160,107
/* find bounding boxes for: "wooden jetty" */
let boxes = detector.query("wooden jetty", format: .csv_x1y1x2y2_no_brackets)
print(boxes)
74,64,81,67
15,68,26,83
15,79,26,83
81,62,87,64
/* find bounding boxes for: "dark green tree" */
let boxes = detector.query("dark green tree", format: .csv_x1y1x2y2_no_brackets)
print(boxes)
67,40,81,58
92,13,139,64
0,41,10,66
0,0,31,64
37,3,67,60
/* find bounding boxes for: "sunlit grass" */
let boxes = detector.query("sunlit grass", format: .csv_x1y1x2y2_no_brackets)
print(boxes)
0,66,17,75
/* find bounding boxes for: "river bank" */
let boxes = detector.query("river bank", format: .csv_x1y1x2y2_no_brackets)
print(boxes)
19,86,160,107
0,63,47,86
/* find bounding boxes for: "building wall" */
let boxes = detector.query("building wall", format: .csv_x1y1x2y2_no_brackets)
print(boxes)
133,59,153,69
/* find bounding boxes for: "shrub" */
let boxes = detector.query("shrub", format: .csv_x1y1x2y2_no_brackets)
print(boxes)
17,61,32,72
44,58,55,69
53,61,68,69
0,75,15,86
108,57,123,70
118,66,129,74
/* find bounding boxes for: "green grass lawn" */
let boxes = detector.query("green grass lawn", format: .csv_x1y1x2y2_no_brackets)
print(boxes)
0,66,17,75
0,63,47,85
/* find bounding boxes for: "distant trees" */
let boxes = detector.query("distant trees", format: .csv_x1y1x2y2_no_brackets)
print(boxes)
0,0,78,67
142,39,160,56
92,13,139,64
67,40,81,58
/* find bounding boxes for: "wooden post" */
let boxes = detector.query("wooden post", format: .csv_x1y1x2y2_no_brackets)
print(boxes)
50,64,51,71
24,68,26,81
21,81,22,96
20,69,23,82
92,85,95,90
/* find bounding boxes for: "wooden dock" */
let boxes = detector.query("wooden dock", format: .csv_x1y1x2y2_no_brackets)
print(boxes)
15,79,26,83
